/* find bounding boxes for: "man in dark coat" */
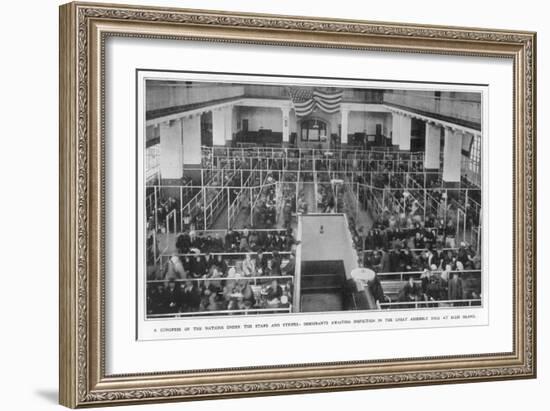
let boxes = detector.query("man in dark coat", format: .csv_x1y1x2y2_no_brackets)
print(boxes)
164,280,182,314
368,275,387,308
175,232,191,254
181,281,201,312
191,255,206,278
398,276,421,308
147,284,166,315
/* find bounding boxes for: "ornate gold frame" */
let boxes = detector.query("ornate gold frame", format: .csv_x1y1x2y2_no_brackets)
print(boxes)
59,1,537,408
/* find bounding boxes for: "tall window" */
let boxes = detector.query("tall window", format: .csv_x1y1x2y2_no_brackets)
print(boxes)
468,134,481,185
146,144,161,182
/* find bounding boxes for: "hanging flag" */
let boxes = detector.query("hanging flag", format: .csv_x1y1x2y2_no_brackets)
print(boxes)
287,87,343,116
312,89,343,114
287,87,315,117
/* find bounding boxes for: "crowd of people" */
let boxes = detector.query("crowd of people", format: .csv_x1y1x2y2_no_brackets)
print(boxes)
146,146,483,314
368,267,481,309
172,227,295,255
147,277,292,315
349,206,481,273
147,228,297,316
250,173,279,228
344,184,482,308
360,240,480,273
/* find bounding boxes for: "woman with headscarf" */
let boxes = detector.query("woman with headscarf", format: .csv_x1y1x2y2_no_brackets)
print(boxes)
242,253,256,277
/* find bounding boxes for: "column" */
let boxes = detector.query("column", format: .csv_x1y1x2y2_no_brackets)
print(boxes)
341,108,349,145
442,128,463,183
224,106,233,143
399,115,412,151
182,115,201,166
424,122,441,170
391,112,401,147
159,119,183,180
212,108,225,146
281,107,290,145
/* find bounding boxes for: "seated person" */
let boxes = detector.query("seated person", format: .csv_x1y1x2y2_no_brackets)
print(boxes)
237,280,256,309
242,253,256,277
239,234,249,251
175,231,191,253
203,252,215,271
398,276,422,304
282,253,296,276
256,251,268,274
165,280,183,314
213,254,228,275
222,281,238,310
181,280,201,312
191,255,206,278
426,272,446,302
265,279,283,305
147,283,166,315
204,266,223,290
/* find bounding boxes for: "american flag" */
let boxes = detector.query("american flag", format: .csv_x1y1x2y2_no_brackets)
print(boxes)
287,87,343,117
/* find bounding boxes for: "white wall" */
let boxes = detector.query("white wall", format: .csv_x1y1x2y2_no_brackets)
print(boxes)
237,106,283,132
384,90,481,124
348,112,390,135
0,1,547,411
147,84,244,111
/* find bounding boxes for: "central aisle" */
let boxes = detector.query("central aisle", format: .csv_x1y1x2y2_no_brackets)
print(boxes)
301,182,317,213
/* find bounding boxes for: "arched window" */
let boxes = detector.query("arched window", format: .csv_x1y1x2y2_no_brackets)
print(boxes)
300,119,328,141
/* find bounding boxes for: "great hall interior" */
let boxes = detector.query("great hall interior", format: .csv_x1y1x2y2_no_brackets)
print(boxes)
144,80,483,318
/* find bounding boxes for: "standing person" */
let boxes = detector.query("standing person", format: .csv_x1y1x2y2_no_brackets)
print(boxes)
368,274,387,309
182,212,191,232
166,255,186,280
283,200,292,229
270,251,282,276
379,248,391,273
448,272,464,306
282,253,296,276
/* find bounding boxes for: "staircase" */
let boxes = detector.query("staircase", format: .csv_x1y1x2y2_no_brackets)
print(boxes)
300,260,346,312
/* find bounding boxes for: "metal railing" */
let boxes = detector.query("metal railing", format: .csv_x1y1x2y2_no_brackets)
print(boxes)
375,269,481,282
148,307,292,318
378,299,481,308
147,275,295,317
148,274,294,285
202,145,425,162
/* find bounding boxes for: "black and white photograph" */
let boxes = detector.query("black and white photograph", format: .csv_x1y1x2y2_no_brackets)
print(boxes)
1,0,540,408
141,74,484,327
